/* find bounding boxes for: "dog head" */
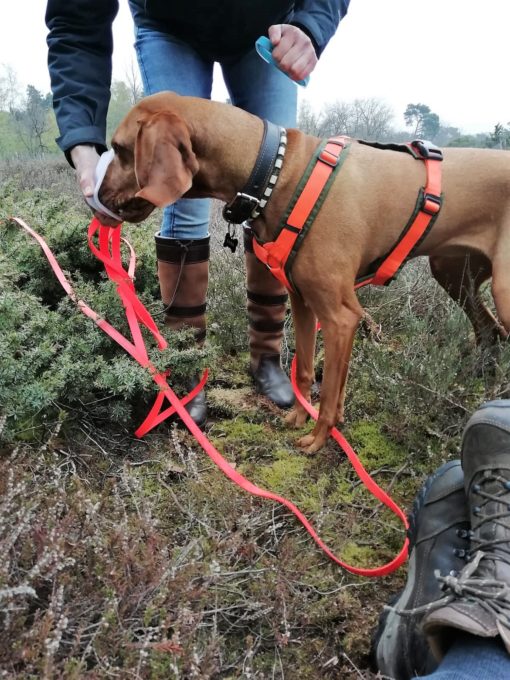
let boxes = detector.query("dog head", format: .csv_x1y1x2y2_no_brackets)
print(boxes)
97,99,199,225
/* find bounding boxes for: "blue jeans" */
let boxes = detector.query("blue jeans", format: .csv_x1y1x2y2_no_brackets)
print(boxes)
135,26,297,239
422,634,510,680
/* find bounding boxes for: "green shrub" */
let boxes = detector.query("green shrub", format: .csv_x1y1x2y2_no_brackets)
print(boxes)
0,160,212,442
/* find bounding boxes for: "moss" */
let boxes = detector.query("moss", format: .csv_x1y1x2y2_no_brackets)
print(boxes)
326,474,357,506
340,541,377,569
207,386,256,419
255,448,309,495
212,418,267,444
345,419,405,468
210,352,253,388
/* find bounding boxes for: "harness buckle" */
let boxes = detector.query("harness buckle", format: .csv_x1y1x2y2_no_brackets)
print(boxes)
422,193,442,215
411,140,443,161
223,192,260,224
319,147,340,168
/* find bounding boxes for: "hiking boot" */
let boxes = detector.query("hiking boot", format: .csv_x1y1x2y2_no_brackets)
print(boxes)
372,460,470,679
423,400,510,659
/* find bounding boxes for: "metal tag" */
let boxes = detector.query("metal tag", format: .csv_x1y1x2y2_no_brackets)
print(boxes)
223,232,238,253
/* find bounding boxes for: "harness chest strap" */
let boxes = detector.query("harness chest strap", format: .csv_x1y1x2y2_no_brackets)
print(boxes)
252,136,348,290
358,140,443,288
252,137,443,293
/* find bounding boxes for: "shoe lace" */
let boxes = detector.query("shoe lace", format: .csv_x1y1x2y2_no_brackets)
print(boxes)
468,471,510,562
387,551,510,628
436,550,510,624
386,473,510,627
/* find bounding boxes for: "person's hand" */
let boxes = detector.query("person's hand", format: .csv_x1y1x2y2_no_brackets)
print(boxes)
70,144,100,200
267,24,318,83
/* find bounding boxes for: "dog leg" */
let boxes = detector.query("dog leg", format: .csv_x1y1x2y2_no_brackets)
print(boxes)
430,253,506,346
297,295,362,453
285,292,317,428
492,234,510,336
335,362,351,425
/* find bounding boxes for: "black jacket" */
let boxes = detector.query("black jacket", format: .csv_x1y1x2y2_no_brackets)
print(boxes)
46,0,350,157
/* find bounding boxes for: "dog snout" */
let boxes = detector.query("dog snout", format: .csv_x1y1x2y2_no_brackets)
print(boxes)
92,210,121,227
116,196,156,224
98,187,155,224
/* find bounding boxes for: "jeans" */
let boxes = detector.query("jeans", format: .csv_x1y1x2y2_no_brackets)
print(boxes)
135,26,298,239
422,634,510,680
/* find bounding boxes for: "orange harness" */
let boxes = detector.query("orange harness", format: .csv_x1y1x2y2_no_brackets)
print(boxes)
252,137,443,293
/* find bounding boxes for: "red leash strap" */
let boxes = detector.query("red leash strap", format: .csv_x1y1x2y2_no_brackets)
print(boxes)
13,215,409,577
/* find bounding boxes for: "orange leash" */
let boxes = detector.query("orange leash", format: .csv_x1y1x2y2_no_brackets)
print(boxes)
13,215,409,577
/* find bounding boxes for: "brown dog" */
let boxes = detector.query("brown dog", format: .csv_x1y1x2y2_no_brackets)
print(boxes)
98,91,510,452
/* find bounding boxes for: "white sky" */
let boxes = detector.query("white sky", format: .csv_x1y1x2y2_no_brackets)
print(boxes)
2,0,509,135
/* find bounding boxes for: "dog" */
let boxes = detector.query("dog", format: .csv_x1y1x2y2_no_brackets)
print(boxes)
97,91,510,452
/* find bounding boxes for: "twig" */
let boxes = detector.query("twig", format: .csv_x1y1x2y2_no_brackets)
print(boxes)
401,378,469,413
341,650,365,679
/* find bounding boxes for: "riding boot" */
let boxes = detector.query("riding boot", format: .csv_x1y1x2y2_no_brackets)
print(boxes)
243,227,294,409
423,400,510,659
155,233,209,427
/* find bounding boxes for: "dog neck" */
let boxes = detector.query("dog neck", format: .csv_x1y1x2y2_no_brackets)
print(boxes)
221,121,286,224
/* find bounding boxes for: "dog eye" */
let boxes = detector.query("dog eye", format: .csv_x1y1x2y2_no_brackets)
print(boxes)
111,142,132,164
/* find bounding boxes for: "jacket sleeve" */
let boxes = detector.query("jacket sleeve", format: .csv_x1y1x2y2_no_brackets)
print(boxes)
291,0,350,57
45,0,119,162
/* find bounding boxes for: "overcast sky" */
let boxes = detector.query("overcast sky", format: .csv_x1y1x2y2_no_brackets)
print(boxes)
2,0,509,135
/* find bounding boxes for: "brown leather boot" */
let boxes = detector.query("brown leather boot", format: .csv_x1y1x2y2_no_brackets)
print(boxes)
423,400,510,659
155,233,209,427
243,227,294,409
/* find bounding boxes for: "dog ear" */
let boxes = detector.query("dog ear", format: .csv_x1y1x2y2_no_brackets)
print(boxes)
134,111,199,207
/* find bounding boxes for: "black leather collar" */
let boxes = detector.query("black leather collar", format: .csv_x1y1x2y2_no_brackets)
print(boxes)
223,119,286,224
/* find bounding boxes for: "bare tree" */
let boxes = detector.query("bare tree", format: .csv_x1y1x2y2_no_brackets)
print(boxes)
124,59,143,104
300,97,395,141
350,98,394,140
317,100,352,137
297,99,321,134
0,64,21,112
12,85,52,155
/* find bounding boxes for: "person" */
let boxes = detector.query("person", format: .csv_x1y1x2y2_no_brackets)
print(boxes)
44,1,351,427
373,399,510,680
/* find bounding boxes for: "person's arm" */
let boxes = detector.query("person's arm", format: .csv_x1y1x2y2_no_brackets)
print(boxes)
291,0,350,57
45,0,119,166
268,1,350,84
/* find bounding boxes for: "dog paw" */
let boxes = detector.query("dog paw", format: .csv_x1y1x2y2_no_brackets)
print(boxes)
296,433,327,454
284,407,308,429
